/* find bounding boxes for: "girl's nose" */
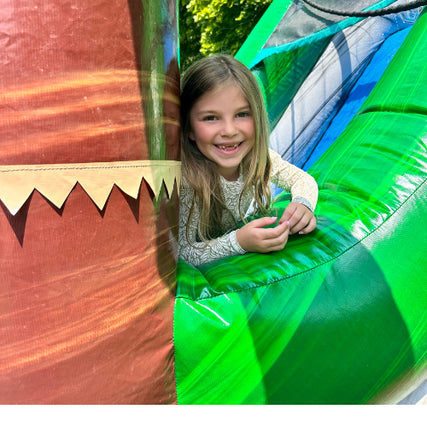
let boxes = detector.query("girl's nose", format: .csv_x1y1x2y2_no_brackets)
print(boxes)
221,118,237,137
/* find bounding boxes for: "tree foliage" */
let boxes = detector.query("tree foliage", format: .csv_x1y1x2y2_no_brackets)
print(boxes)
179,0,272,70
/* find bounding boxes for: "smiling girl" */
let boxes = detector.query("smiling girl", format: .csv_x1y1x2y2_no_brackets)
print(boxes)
179,54,318,266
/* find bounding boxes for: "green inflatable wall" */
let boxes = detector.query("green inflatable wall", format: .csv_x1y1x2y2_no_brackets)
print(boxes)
174,8,427,404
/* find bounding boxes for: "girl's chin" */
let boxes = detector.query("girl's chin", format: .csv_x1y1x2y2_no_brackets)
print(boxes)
217,164,240,181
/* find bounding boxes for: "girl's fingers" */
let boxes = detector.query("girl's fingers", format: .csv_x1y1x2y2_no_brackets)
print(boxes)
265,227,289,249
297,216,316,235
299,216,317,234
257,237,287,253
283,205,306,230
261,220,289,239
250,216,278,228
289,212,310,234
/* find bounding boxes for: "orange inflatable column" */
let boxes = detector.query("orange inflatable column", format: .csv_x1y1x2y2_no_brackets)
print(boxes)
0,0,180,403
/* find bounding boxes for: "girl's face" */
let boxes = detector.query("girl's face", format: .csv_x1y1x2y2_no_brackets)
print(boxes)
189,82,255,181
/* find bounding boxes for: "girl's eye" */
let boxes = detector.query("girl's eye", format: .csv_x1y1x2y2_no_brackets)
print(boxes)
203,115,217,121
236,111,251,118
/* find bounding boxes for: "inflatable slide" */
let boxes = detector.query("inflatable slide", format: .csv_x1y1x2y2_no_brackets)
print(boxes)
174,0,427,404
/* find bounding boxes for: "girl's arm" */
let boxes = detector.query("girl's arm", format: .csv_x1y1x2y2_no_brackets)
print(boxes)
179,184,290,266
269,149,318,235
178,186,246,266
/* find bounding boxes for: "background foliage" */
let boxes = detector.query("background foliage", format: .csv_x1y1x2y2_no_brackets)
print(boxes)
179,0,272,70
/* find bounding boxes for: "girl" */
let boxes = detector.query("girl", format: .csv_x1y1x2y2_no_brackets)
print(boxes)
179,54,318,266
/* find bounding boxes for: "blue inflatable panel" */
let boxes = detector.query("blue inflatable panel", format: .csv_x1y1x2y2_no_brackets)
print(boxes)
304,26,411,170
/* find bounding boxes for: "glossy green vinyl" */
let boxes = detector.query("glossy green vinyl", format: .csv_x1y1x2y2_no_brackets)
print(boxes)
174,10,427,404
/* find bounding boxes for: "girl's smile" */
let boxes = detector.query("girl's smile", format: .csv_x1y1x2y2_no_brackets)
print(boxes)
189,83,255,181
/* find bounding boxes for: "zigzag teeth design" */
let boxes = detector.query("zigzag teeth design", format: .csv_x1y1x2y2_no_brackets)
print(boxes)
0,161,181,215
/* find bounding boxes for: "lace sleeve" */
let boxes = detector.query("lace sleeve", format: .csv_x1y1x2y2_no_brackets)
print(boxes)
269,149,318,210
178,183,246,267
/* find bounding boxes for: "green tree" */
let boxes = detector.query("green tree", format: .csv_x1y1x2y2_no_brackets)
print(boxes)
179,0,272,70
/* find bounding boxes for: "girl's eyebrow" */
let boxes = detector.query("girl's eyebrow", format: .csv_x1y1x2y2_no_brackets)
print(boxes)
196,104,251,115
196,109,217,115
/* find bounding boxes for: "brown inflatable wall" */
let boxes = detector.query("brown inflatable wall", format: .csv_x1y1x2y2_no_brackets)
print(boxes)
0,0,180,404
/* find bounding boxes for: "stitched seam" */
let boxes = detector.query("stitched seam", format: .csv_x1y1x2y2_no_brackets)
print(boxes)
0,161,181,174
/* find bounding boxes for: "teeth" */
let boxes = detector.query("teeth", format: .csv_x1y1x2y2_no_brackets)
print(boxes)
218,143,239,149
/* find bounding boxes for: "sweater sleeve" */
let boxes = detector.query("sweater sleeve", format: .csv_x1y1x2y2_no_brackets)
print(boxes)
178,183,246,267
269,149,318,211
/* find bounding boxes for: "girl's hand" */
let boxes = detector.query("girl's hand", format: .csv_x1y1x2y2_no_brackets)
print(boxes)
236,217,289,253
279,202,316,235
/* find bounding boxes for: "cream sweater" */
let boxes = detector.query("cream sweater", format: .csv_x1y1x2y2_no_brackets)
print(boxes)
178,149,318,266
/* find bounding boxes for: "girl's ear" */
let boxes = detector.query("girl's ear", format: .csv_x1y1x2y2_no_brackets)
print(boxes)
189,130,195,141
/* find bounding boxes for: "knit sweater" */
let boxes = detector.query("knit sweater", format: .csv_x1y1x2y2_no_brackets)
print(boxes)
178,149,318,266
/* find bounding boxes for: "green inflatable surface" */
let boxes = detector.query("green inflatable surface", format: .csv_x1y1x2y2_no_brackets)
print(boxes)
174,6,427,404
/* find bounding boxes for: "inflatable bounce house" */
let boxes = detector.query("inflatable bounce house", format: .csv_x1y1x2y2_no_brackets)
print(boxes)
0,0,426,404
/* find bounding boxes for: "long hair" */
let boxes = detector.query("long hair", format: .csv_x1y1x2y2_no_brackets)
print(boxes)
180,54,272,242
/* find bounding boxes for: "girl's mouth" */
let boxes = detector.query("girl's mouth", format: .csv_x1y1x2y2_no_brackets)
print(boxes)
215,142,242,152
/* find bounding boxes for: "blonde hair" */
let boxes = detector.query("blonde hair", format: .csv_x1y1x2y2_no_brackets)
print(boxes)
180,54,272,242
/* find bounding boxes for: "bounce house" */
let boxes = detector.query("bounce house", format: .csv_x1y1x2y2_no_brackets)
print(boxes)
0,0,426,404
